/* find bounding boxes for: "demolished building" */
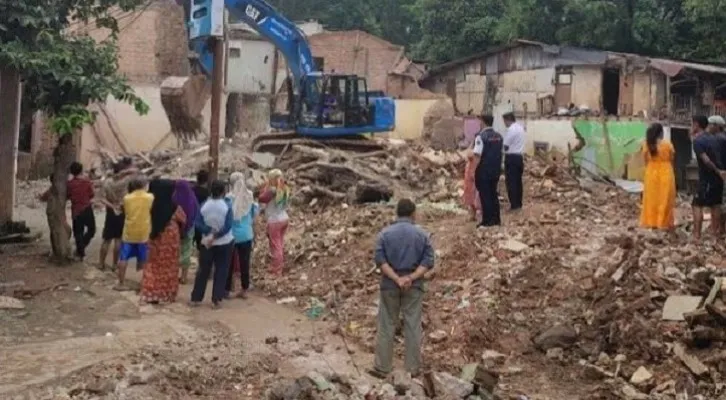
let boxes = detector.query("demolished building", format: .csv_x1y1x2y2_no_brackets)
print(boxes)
420,39,726,187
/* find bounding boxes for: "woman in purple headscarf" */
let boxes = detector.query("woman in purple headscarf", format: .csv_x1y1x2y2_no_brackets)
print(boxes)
173,180,200,284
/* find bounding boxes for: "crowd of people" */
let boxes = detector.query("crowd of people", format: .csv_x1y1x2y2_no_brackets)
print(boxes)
44,160,291,308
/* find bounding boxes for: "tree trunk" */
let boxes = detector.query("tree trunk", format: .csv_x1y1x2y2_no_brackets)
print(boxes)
46,134,75,263
0,66,22,227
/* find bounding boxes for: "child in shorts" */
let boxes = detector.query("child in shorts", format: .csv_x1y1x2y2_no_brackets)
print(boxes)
115,178,153,291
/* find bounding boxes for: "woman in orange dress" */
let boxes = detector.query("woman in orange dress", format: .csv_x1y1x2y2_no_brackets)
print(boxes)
140,179,186,304
462,148,481,221
640,123,676,229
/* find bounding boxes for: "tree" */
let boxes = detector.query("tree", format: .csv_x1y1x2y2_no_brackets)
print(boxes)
0,1,149,261
410,0,505,64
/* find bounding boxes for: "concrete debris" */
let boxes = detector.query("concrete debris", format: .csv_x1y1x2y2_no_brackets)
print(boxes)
0,295,25,310
499,239,529,253
533,325,577,351
673,343,709,377
621,384,649,400
629,366,652,385
269,370,475,399
250,151,277,168
428,329,448,343
432,372,474,398
661,295,702,321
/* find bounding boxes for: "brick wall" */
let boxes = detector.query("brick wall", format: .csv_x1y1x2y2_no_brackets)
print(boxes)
72,0,189,84
278,30,404,91
24,1,191,179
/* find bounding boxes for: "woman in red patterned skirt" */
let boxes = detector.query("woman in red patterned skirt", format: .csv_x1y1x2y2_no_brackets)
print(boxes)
140,179,186,304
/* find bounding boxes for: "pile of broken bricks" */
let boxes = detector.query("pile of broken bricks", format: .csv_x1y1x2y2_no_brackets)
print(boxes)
266,368,502,400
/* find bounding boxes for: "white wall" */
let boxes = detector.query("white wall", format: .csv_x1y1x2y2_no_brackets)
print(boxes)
495,68,556,114
227,38,276,94
571,66,602,109
79,83,226,168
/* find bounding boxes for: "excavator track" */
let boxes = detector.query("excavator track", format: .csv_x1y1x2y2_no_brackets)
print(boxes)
249,131,385,154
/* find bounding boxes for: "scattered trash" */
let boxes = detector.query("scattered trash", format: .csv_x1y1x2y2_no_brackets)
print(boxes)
305,297,325,319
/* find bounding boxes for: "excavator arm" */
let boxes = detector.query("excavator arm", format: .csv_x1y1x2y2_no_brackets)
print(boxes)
161,0,316,138
190,0,315,80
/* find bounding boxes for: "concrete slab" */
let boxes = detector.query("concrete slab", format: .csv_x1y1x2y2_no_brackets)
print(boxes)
662,295,702,321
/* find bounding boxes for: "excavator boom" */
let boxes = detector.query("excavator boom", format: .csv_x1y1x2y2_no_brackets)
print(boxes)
160,0,395,143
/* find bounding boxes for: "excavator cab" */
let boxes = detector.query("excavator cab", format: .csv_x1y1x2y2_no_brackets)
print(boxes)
272,73,394,137
299,74,371,129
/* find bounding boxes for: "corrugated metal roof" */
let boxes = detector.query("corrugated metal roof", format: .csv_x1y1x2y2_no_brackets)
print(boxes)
648,57,726,77
421,39,607,81
421,39,726,82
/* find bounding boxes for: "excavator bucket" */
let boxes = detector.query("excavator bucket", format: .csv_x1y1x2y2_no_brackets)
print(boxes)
160,74,211,141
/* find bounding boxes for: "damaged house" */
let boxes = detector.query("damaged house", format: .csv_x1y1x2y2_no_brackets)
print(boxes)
420,39,726,186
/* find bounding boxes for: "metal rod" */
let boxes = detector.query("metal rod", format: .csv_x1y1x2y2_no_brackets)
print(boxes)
209,36,225,181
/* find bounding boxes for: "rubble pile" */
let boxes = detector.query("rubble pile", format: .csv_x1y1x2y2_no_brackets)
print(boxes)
275,141,464,205
266,370,498,400
88,137,466,207
250,149,726,398
25,331,278,399
23,134,726,397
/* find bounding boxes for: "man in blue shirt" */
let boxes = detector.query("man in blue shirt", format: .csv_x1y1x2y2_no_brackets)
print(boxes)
369,199,435,379
692,115,726,239
473,114,504,226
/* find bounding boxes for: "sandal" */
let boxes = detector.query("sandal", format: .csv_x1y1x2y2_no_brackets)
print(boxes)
366,368,389,380
112,284,132,292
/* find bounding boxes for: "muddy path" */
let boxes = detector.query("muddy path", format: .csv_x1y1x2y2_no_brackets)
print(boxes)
1,205,375,397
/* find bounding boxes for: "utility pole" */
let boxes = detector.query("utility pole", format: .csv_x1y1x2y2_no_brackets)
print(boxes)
0,66,22,226
209,36,224,181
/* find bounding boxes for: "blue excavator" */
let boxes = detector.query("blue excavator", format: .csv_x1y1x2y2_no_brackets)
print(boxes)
160,0,396,150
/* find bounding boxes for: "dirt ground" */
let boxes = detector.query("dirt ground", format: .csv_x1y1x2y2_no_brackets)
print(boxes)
2,196,602,400
2,204,378,399
5,141,726,400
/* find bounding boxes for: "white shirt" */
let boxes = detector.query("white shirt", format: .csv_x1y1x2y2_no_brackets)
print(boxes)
503,122,525,154
200,198,234,246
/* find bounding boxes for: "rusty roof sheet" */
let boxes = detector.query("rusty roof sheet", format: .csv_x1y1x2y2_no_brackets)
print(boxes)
648,58,726,77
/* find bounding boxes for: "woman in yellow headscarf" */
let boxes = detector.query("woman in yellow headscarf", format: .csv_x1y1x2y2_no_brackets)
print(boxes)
258,169,290,276
640,122,676,229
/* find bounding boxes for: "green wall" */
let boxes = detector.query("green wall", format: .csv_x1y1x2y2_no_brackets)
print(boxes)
573,120,648,176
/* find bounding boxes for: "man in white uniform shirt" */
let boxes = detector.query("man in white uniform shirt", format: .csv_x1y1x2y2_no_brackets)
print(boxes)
502,112,525,211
